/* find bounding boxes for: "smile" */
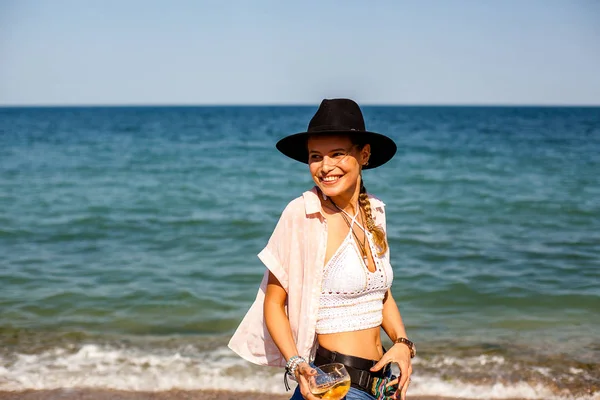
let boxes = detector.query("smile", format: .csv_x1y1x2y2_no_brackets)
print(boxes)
320,175,342,183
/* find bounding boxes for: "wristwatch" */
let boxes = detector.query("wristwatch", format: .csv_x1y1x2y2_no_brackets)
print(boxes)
394,337,416,358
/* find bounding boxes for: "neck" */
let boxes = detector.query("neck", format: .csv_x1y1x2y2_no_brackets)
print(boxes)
328,186,361,215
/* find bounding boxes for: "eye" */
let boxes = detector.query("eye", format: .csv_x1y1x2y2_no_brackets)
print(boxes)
332,152,346,159
309,154,322,162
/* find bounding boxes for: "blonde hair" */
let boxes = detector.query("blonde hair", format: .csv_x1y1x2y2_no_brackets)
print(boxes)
358,178,388,256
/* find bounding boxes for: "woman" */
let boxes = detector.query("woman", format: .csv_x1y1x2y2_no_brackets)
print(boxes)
229,99,415,400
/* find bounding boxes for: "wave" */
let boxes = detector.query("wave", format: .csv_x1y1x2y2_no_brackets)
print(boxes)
0,342,597,399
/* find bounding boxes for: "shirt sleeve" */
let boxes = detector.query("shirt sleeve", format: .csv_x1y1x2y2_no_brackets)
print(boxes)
257,202,299,291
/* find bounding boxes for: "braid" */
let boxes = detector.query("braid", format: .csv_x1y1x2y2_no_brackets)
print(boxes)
358,179,388,256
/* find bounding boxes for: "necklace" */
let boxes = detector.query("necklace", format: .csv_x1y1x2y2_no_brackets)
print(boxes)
329,199,369,265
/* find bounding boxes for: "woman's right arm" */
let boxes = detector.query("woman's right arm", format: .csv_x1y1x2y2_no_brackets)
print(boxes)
264,271,317,400
264,271,300,360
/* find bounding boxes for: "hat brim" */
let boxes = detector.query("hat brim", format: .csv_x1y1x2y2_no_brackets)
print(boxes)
276,130,397,169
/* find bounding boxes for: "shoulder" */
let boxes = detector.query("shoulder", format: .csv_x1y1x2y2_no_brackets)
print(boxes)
367,193,386,213
285,186,322,217
366,193,387,229
279,187,321,221
280,195,306,218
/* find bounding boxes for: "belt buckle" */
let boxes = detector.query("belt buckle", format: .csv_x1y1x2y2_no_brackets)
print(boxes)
357,369,371,390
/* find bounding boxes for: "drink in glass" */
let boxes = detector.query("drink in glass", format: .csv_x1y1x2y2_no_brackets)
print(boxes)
309,363,351,400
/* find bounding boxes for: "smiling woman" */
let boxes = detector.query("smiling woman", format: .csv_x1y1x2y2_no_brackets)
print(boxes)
229,99,415,400
306,136,389,263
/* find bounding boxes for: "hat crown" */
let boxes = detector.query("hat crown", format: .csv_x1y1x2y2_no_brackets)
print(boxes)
308,98,366,132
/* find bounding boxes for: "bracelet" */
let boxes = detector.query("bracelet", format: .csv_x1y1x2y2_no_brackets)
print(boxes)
285,355,307,377
394,337,416,358
283,356,307,392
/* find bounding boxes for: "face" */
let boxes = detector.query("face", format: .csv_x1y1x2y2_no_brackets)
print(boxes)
307,135,371,200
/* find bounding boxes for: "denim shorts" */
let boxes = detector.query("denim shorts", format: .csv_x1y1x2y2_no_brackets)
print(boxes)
287,362,379,400
289,384,376,400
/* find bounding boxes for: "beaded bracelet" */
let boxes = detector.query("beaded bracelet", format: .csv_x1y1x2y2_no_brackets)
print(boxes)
286,355,307,376
285,355,300,372
283,355,307,391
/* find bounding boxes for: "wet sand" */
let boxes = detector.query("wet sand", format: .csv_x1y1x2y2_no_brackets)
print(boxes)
0,389,532,400
0,390,286,400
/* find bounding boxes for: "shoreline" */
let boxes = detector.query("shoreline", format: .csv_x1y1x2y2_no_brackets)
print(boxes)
0,389,539,400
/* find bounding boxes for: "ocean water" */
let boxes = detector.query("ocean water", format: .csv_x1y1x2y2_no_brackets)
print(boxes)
0,106,599,399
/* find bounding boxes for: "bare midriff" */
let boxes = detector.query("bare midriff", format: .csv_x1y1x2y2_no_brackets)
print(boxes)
317,326,384,361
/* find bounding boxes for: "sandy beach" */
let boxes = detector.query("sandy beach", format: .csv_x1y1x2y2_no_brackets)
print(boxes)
0,390,536,400
0,390,286,400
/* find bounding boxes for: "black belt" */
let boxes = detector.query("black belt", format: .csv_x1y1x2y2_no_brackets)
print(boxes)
314,346,390,393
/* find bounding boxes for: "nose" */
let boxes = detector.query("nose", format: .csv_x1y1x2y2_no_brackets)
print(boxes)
321,156,336,172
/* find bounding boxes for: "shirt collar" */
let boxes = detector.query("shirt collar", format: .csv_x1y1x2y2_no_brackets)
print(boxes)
303,186,323,216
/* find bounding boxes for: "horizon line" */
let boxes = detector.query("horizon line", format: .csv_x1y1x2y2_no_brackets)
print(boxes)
1,102,600,108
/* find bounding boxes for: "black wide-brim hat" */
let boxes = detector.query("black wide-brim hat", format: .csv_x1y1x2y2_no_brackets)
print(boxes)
276,98,397,169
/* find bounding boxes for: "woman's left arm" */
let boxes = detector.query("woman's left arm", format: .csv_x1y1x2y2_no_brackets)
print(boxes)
371,289,413,400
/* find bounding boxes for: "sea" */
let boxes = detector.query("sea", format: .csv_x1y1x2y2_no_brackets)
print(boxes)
0,105,598,399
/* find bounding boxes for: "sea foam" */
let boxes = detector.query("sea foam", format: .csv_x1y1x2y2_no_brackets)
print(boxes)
1,343,597,400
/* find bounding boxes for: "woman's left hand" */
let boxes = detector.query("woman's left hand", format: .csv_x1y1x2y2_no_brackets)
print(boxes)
370,343,412,400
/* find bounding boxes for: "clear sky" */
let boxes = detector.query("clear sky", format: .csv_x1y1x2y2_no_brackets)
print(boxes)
1,0,599,106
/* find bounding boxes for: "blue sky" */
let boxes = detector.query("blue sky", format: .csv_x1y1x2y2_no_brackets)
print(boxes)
1,0,599,105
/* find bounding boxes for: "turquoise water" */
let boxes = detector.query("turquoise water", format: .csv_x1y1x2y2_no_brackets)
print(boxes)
0,106,599,398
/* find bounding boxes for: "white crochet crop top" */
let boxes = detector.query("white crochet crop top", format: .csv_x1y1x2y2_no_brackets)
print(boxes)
315,210,393,334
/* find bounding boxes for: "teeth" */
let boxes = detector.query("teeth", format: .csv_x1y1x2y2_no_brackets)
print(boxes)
322,176,340,182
